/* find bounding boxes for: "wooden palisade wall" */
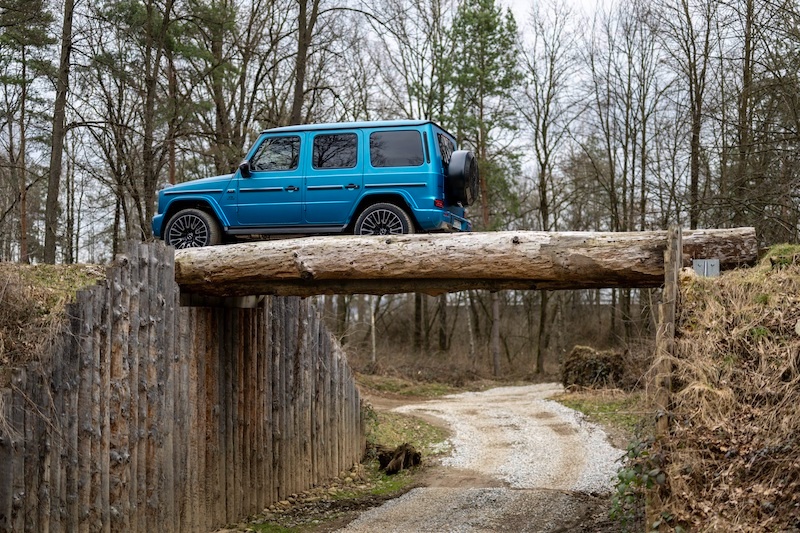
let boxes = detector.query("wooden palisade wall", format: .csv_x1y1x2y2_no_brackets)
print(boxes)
0,242,364,532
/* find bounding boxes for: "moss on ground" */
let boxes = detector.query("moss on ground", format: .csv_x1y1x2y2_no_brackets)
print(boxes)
0,262,105,366
355,373,459,397
554,390,645,436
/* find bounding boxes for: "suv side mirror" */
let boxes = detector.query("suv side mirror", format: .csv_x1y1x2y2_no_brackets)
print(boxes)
239,160,252,178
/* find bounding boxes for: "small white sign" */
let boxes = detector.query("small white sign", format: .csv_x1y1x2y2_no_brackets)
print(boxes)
693,259,720,277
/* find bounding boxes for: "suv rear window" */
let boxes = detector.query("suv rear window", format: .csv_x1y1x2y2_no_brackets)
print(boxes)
437,134,454,165
313,133,358,169
370,131,424,167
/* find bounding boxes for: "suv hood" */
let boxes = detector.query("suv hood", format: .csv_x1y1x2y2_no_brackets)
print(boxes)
161,173,234,194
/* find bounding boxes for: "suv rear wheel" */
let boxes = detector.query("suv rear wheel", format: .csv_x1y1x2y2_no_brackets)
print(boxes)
354,203,415,235
164,208,222,248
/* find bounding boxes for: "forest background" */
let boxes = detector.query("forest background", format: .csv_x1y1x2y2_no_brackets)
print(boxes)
0,0,797,378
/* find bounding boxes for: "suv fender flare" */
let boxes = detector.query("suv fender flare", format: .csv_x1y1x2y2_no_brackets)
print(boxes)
163,195,231,229
348,191,419,227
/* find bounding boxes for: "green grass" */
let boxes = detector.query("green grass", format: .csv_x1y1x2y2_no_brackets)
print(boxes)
554,391,645,435
364,408,450,457
331,466,415,501
251,524,298,533
0,262,105,300
763,243,800,257
356,373,459,397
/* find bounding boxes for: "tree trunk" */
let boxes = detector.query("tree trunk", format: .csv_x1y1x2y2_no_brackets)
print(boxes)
335,294,347,342
467,292,477,370
174,228,758,297
438,294,448,352
413,293,422,352
534,290,548,374
290,0,320,125
734,0,754,227
18,48,28,264
65,149,75,263
141,0,175,235
490,292,501,376
370,295,377,364
44,0,75,264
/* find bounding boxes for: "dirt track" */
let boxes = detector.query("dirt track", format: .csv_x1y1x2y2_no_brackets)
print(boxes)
340,384,625,532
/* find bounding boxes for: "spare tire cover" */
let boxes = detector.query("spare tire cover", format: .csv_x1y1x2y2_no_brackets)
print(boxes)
446,150,479,207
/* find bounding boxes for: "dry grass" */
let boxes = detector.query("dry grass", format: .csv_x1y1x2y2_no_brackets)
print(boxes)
0,262,105,367
654,246,800,531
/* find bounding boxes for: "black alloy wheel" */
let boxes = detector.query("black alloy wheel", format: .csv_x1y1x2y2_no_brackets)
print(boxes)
164,208,222,248
354,203,415,235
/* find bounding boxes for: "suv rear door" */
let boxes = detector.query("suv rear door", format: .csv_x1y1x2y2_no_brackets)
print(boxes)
304,130,363,225
365,128,430,203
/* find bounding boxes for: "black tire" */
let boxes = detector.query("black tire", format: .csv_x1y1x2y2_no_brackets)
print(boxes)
446,150,479,206
354,203,415,235
164,208,222,248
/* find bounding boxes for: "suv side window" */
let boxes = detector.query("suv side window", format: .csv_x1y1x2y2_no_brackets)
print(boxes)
313,133,357,169
437,134,454,165
251,136,300,171
369,130,424,167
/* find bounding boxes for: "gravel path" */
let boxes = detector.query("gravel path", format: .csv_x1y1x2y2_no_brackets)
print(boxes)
339,383,624,533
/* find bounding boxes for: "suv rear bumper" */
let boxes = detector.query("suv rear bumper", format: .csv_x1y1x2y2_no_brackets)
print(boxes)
416,208,472,232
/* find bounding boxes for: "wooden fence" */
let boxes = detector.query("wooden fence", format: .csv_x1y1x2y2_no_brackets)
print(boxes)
0,242,364,532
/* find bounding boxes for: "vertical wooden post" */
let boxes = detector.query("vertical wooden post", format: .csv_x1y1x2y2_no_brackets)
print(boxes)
262,297,274,507
274,300,283,501
110,252,131,531
184,308,199,531
99,280,112,533
76,289,94,533
654,225,681,437
23,366,39,530
9,368,26,532
0,384,12,531
160,244,176,531
135,245,149,533
125,243,141,533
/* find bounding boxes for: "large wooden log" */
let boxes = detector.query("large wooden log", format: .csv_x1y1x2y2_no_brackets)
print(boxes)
173,227,758,297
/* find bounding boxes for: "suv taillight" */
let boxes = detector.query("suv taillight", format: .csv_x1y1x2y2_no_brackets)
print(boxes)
434,199,444,208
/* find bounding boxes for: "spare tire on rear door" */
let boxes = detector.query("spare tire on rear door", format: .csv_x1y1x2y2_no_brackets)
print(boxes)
445,150,479,207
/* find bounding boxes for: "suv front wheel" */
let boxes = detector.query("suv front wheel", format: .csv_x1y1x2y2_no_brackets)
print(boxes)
164,208,222,248
354,203,415,235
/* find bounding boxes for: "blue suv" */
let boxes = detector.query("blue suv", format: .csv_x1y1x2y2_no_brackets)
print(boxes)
152,120,478,248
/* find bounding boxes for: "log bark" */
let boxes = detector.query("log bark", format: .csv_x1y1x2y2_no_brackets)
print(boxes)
174,228,758,297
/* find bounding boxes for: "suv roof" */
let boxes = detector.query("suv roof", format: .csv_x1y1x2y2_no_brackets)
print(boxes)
264,119,454,136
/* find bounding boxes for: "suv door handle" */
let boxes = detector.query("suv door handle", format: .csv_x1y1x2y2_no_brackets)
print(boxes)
286,185,299,192
345,183,360,190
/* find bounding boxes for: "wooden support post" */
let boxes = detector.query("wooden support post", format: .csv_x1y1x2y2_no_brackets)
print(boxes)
654,226,681,437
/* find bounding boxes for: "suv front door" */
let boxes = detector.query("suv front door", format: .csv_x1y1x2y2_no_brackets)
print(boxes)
236,134,304,226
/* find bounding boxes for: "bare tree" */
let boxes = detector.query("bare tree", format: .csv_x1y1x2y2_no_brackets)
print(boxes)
367,0,453,120
654,0,718,229
518,0,577,372
44,0,76,263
